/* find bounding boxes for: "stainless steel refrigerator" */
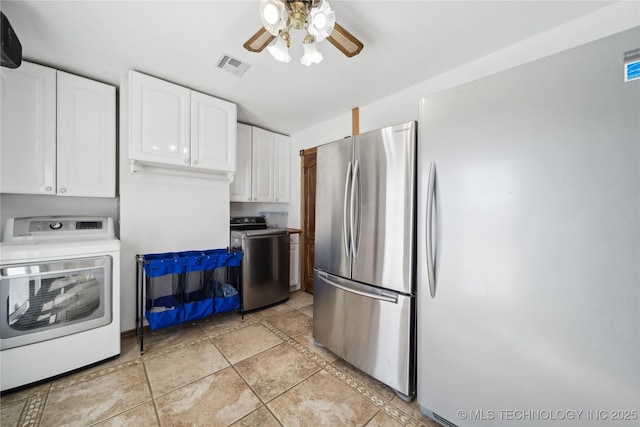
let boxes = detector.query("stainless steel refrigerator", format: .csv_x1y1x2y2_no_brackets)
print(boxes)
417,28,639,425
313,121,416,401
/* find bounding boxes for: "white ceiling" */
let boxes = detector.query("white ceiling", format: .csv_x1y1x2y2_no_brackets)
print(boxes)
2,1,619,135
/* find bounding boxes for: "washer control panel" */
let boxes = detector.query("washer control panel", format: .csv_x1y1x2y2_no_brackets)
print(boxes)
27,219,103,233
3,216,115,242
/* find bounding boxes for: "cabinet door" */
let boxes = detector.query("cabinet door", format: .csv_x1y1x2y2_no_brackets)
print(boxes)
130,71,190,166
251,127,275,202
57,71,116,197
273,133,291,203
191,91,236,171
1,62,56,195
231,123,253,202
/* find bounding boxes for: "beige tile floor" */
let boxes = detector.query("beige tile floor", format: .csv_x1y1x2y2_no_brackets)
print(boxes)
0,291,439,427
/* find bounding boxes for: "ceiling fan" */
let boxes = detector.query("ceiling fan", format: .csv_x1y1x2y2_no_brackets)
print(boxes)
243,0,363,66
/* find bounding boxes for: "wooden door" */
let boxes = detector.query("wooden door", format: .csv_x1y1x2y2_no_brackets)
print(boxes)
300,148,317,293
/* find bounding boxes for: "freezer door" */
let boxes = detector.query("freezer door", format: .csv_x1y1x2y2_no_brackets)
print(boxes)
314,136,354,279
417,29,640,425
351,122,416,294
313,270,415,398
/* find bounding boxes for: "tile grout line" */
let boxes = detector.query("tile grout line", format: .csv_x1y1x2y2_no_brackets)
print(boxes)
196,323,273,426
141,358,165,427
222,346,285,426
258,318,428,427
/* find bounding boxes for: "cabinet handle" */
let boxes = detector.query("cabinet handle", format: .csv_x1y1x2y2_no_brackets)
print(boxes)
184,159,189,164
193,160,198,165
59,188,67,193
45,186,53,192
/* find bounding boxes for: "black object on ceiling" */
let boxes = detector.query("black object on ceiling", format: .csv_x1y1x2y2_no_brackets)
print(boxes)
1,12,22,69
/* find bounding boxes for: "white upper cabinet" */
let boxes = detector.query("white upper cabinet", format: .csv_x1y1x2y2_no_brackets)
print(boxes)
230,123,253,201
129,71,236,174
1,61,115,197
57,71,116,197
1,62,56,195
273,132,291,203
251,126,275,202
191,91,236,172
130,71,191,167
230,124,290,203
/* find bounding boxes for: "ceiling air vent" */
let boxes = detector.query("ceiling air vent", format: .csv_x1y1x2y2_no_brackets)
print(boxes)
216,55,251,77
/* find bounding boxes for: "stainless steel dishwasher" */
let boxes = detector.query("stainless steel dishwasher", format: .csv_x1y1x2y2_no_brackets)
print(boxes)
230,216,289,312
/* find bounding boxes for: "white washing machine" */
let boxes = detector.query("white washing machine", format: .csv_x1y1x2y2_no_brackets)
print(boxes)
0,216,120,391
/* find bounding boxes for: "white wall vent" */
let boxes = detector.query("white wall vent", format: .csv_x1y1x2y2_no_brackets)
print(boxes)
216,55,251,77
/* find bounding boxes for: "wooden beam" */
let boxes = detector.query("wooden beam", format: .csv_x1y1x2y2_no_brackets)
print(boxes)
352,107,359,136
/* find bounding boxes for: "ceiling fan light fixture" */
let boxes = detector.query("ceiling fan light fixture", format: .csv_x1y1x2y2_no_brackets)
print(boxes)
308,0,335,41
300,38,323,66
260,0,287,35
244,0,363,63
267,32,292,63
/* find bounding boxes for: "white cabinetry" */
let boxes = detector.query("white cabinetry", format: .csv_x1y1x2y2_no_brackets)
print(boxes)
231,123,253,201
274,133,291,203
290,233,300,291
230,124,290,203
1,61,116,197
129,71,236,174
191,91,236,172
56,71,116,197
251,126,275,202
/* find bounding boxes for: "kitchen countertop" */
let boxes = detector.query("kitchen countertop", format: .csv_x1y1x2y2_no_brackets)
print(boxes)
288,228,302,234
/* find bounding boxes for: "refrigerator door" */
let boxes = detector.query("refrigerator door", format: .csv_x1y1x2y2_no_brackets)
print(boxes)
313,270,415,398
417,28,639,426
314,136,354,279
351,122,416,294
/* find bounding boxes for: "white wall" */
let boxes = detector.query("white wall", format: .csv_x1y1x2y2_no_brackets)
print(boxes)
287,1,640,229
118,76,230,332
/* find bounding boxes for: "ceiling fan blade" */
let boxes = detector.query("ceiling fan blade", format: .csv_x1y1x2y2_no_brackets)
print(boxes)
327,22,363,58
243,27,276,53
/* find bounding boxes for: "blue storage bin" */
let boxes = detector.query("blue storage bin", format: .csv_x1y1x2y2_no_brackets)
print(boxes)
142,249,242,330
145,294,183,330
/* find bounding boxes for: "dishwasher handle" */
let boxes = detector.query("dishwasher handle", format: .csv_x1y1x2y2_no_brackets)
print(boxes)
244,229,289,238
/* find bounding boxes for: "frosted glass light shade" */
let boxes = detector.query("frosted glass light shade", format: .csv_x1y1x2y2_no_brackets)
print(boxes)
301,42,323,66
260,0,287,35
308,0,335,41
268,36,292,63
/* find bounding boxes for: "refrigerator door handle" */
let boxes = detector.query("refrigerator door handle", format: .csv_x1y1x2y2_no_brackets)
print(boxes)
427,161,437,297
318,271,398,303
350,160,360,258
343,161,353,257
